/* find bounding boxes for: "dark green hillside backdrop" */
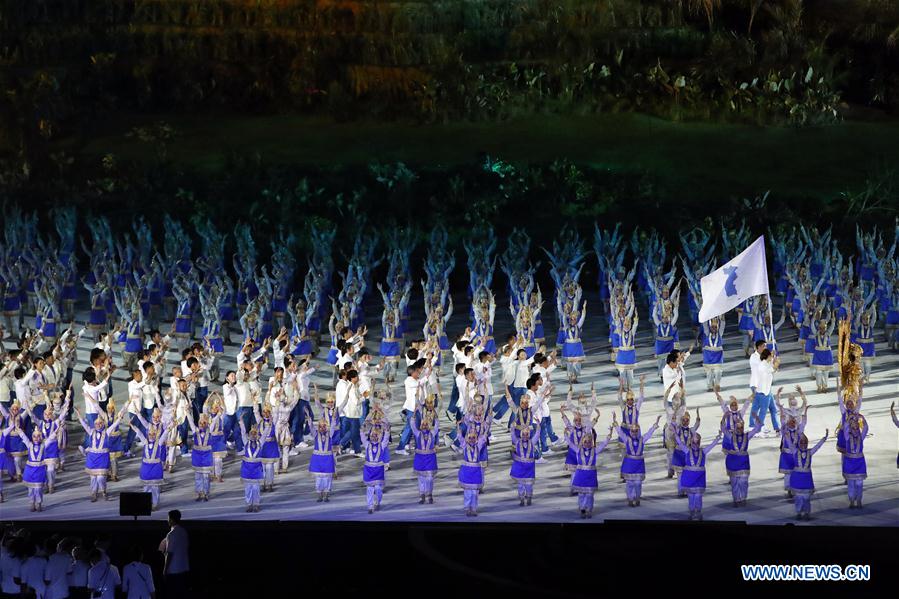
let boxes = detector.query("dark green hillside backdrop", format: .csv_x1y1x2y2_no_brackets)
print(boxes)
2,0,899,245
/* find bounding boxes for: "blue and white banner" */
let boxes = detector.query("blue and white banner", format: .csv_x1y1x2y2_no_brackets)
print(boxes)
698,235,769,323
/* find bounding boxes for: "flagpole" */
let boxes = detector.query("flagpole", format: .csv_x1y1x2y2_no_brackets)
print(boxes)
766,235,776,353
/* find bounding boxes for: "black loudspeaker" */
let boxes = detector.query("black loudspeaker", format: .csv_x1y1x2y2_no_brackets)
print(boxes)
119,492,153,519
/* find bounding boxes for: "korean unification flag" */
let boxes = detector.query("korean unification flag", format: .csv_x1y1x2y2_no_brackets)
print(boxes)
698,236,770,323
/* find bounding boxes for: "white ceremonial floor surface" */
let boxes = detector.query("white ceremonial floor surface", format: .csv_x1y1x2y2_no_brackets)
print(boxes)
3,292,898,526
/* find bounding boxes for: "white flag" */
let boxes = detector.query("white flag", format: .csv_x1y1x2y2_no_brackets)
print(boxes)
698,236,769,323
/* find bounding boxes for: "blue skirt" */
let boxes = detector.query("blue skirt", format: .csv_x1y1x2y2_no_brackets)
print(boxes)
89,308,107,327
609,331,621,350
326,348,338,365
615,349,636,368
42,440,59,461
124,336,142,353
571,468,597,492
510,459,535,482
107,434,123,455
207,338,224,354
679,469,706,494
857,341,875,358
738,314,755,332
803,337,815,354
175,316,192,334
259,440,279,461
671,448,686,469
812,348,833,367
140,461,165,485
842,455,867,479
6,435,26,456
458,463,484,489
192,448,213,470
703,348,723,365
291,339,313,356
23,463,47,488
438,334,451,350
210,434,227,454
725,454,750,476
562,341,585,360
219,305,235,322
564,448,578,471
241,460,264,482
271,297,288,315
534,321,545,342
654,339,675,356
363,464,385,484
621,456,646,480
379,340,400,359
42,319,57,341
85,451,110,473
778,451,796,473
413,452,438,473
307,316,321,333
309,453,336,475
789,470,814,493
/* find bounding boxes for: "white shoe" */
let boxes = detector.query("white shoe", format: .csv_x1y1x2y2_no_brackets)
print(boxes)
396,449,409,456
535,457,547,464
289,448,300,456
354,452,365,458
344,449,356,456
297,442,309,449
552,439,566,448
543,448,554,455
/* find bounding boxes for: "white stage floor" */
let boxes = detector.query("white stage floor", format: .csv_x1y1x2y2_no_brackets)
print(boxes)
4,293,898,525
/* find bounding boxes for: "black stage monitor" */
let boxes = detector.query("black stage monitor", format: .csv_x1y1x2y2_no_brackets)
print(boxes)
119,492,153,519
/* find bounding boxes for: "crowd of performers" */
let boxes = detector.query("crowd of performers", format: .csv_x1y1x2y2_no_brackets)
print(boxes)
0,207,897,520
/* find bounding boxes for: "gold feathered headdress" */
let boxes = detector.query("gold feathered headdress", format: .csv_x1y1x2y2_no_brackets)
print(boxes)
837,316,862,401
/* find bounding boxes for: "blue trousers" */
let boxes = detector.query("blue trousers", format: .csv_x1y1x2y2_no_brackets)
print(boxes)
539,416,559,451
398,410,414,450
339,417,362,453
447,383,460,417
177,420,190,452
290,400,313,444
234,406,256,451
752,392,780,430
222,413,237,445
192,386,209,422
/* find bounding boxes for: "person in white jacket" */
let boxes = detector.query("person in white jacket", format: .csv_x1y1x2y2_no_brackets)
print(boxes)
337,369,363,455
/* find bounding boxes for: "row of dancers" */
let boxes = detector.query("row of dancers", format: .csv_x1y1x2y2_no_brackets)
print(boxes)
1,335,892,520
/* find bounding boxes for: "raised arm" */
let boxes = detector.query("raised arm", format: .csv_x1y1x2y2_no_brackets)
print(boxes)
809,430,829,455
130,423,148,446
